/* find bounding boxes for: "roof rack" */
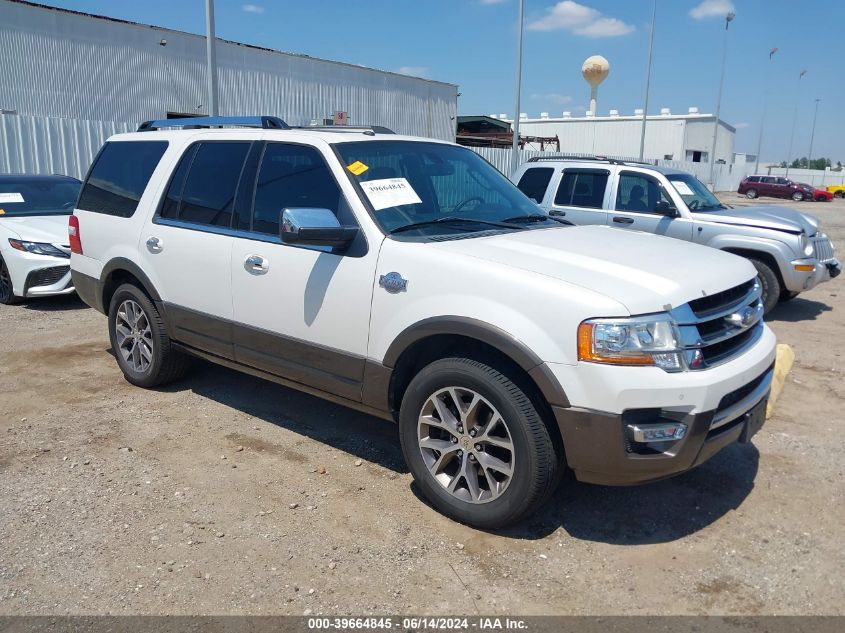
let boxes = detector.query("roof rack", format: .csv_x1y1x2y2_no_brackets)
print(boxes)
294,125,396,135
137,116,290,131
526,155,654,166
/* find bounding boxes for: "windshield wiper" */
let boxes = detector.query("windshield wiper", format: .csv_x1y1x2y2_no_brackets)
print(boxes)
390,216,524,234
501,213,572,225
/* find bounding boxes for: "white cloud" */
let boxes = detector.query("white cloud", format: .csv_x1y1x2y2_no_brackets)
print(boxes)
528,1,634,37
531,93,573,105
480,0,508,5
242,4,265,14
734,122,749,129
396,66,430,78
689,0,735,19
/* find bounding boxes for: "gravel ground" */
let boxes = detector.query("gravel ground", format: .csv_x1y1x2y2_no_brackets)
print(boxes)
0,195,843,616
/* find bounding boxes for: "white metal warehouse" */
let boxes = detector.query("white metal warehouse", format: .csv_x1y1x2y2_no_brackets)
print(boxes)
0,0,458,179
499,108,736,164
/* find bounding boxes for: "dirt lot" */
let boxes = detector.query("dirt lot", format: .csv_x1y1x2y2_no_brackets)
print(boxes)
1,195,843,616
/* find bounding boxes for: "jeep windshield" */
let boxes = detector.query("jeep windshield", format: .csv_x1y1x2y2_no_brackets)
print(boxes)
0,177,81,217
335,140,558,236
667,174,726,212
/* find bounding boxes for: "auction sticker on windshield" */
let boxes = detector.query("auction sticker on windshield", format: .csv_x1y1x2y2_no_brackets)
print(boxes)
671,180,695,196
360,178,422,211
0,193,25,203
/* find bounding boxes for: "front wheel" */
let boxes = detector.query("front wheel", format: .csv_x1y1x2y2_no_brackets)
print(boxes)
834,191,845,199
0,257,21,305
792,191,805,202
399,357,561,529
749,258,781,314
745,189,758,199
108,283,189,387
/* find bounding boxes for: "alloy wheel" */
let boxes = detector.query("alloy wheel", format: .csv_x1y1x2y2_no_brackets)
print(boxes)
417,386,515,504
115,299,154,373
0,260,12,303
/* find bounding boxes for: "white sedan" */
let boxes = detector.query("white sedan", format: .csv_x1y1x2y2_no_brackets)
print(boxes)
0,174,81,304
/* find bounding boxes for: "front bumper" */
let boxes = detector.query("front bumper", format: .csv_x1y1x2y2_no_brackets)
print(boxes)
782,257,841,293
546,324,777,485
2,247,74,298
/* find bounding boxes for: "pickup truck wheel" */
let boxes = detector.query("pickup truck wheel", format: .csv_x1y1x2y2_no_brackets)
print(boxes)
748,258,781,314
0,257,21,305
745,189,758,199
108,283,189,388
791,191,804,202
399,357,560,529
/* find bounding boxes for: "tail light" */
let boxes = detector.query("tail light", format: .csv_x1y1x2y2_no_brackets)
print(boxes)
68,215,83,255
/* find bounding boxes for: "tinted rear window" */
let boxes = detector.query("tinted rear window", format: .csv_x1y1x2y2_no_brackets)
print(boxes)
178,142,250,227
77,141,168,217
516,168,554,203
554,170,609,208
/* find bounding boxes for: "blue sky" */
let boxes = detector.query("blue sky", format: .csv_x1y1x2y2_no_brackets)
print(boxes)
36,0,843,163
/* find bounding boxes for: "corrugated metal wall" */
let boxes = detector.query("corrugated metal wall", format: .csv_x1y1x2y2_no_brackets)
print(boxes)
0,0,458,171
0,114,134,179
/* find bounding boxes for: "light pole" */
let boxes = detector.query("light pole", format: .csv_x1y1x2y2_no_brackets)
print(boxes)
510,0,525,175
205,0,219,117
708,10,735,188
638,0,657,161
807,98,821,173
784,69,807,179
753,47,777,174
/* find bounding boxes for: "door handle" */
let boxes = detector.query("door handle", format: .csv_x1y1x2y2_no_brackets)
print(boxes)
146,236,163,252
244,254,269,274
612,216,634,225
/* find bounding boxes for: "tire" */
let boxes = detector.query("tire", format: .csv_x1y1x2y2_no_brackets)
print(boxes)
779,290,800,302
835,191,845,199
398,357,561,529
107,283,189,388
0,256,21,305
744,189,758,199
748,258,781,314
791,191,804,202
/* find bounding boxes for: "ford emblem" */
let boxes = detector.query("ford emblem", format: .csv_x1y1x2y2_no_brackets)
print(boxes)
379,272,408,294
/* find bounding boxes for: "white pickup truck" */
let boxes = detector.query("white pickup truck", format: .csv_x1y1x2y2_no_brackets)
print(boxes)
70,117,776,528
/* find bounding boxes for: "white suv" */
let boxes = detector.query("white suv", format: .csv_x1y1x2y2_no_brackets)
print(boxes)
70,116,777,528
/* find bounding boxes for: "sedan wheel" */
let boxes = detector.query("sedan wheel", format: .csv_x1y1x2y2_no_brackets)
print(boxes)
417,386,515,504
0,258,20,305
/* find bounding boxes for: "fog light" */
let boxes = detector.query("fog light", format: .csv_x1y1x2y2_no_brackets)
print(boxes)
627,422,687,442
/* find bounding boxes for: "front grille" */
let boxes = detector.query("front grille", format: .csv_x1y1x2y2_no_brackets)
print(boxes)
674,279,763,370
812,235,835,262
24,265,70,291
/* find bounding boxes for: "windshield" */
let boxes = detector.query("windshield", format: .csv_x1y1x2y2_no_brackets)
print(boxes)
0,178,81,217
335,141,552,235
666,174,724,212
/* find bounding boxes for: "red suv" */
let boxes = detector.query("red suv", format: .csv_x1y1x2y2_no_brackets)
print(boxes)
738,175,814,202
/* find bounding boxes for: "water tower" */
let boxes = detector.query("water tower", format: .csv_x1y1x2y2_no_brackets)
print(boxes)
581,55,610,115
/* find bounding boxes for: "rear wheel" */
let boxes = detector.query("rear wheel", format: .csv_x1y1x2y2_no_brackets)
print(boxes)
108,283,189,387
399,357,561,529
0,257,21,305
745,189,758,199
748,258,781,314
792,191,804,202
835,191,845,199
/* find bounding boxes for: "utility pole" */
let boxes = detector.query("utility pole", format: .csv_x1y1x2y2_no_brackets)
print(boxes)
510,0,524,176
638,0,657,161
807,98,821,173
205,0,219,116
784,69,807,179
708,10,735,188
753,47,777,174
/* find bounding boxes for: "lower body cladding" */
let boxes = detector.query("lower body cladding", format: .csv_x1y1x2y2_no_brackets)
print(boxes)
548,325,777,485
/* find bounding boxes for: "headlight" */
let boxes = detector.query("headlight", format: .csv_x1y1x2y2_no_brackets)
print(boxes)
578,314,683,371
800,233,814,257
8,239,69,258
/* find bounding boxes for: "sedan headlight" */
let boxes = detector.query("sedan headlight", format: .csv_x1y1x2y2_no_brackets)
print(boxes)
800,233,814,257
578,314,683,371
8,239,69,258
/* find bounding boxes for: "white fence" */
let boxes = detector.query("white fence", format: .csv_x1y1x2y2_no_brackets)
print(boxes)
469,147,746,193
0,114,134,180
761,167,845,188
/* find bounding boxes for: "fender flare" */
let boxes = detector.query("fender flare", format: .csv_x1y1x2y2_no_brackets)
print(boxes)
100,257,162,305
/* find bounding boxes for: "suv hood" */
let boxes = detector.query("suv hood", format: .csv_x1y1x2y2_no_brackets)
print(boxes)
695,205,819,235
434,225,755,315
0,214,70,243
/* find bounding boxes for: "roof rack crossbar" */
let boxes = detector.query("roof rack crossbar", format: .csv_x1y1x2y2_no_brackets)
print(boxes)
294,125,396,134
137,116,290,131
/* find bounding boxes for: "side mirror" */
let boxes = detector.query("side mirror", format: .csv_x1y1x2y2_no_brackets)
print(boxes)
654,200,678,216
280,208,359,249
